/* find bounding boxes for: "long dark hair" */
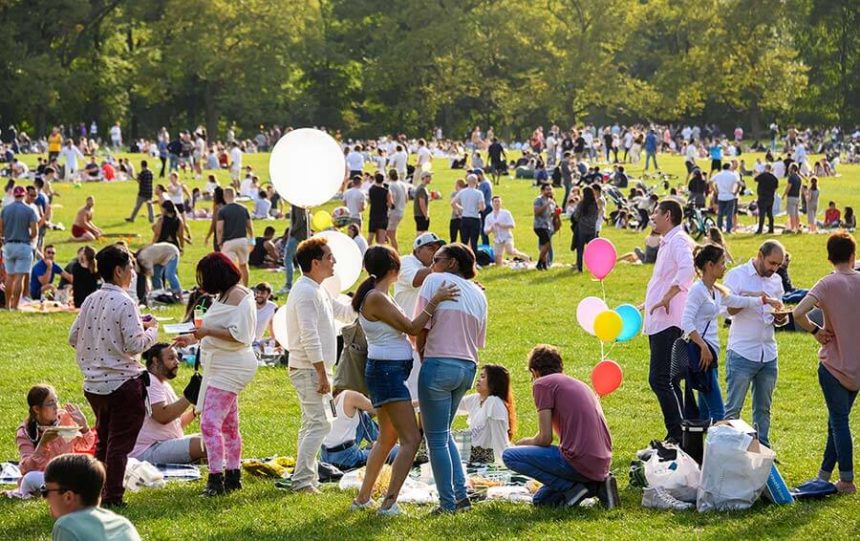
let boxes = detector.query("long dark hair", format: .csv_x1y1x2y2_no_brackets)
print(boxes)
196,252,241,297
26,384,56,443
213,186,226,207
483,364,516,439
438,243,477,280
80,246,97,276
580,184,598,215
352,245,401,312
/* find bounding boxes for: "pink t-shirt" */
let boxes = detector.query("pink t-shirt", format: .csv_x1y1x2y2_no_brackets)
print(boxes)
130,373,184,458
809,270,860,391
533,373,612,481
416,273,487,363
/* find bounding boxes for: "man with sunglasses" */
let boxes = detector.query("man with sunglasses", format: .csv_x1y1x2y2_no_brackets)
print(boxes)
42,454,140,540
29,244,73,301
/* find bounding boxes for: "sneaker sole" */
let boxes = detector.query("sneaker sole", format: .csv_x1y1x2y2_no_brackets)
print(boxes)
565,485,590,507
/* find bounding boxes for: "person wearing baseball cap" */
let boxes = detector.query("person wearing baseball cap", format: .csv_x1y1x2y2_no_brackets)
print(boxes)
393,232,446,400
0,184,39,309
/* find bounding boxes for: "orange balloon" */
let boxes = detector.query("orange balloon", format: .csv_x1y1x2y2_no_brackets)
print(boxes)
591,360,623,396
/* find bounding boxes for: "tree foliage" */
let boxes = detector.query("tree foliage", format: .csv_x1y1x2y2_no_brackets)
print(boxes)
0,0,855,139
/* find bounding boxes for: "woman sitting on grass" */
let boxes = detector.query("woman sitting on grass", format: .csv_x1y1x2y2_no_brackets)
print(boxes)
14,385,96,498
456,364,516,464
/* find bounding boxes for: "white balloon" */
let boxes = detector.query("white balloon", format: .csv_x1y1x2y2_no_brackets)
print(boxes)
321,274,342,298
272,304,289,348
269,128,346,208
316,230,363,291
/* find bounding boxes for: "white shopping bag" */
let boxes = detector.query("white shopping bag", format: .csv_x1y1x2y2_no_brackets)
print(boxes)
644,444,701,502
697,423,776,512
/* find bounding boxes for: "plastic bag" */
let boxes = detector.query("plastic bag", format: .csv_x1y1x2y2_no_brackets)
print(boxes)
696,424,776,512
124,458,165,492
643,444,701,502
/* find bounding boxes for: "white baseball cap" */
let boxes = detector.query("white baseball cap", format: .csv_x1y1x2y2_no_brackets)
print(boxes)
413,232,445,250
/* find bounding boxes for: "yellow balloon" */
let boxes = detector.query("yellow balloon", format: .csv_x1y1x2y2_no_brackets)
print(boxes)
312,210,333,231
593,310,623,342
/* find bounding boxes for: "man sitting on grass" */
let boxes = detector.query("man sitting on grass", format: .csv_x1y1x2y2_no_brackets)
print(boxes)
43,454,141,541
70,197,103,242
30,244,73,301
503,344,617,508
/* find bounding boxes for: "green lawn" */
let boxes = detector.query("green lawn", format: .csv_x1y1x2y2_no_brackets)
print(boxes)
2,150,860,540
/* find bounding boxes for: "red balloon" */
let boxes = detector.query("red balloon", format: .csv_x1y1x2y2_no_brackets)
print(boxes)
591,360,623,396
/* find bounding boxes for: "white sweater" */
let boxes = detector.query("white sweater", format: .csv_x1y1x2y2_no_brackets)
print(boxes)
284,276,356,370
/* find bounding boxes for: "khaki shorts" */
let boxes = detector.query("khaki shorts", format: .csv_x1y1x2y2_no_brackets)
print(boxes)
387,212,404,231
222,237,251,265
494,239,515,255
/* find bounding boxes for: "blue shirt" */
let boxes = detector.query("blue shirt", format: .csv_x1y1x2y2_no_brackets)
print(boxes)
0,201,37,242
644,133,658,153
709,145,723,160
478,179,493,207
30,260,64,299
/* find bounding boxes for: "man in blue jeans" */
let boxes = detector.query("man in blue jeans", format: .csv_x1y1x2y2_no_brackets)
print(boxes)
278,205,309,294
502,345,617,508
644,129,659,171
723,240,787,448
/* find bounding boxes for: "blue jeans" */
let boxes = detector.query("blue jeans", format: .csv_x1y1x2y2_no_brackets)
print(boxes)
717,199,735,232
282,237,299,290
502,445,592,507
152,256,181,293
697,366,725,421
818,363,858,482
418,357,476,510
724,350,778,447
644,151,658,171
169,153,179,172
319,411,398,470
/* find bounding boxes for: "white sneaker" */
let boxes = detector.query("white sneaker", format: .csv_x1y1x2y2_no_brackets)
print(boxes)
641,487,694,510
377,502,402,516
349,498,374,512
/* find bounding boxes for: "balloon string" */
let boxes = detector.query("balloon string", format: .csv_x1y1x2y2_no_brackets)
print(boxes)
600,341,605,361
604,342,616,359
600,280,606,303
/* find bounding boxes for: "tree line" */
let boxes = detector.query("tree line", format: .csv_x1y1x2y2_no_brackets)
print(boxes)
1,0,857,141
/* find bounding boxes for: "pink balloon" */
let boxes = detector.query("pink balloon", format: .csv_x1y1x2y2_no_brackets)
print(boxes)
584,238,618,280
591,359,623,396
576,296,609,336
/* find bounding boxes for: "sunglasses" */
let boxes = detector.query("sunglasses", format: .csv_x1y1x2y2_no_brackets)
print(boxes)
39,484,69,498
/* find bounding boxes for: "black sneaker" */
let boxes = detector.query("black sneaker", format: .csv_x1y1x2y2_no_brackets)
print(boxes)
564,483,589,507
597,475,620,509
454,497,472,512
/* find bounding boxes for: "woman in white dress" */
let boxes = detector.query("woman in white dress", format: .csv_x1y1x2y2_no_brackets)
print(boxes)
457,364,516,464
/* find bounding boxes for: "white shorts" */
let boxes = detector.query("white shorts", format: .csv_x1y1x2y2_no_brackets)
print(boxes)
387,212,403,230
222,237,251,265
494,239,515,255
135,435,198,464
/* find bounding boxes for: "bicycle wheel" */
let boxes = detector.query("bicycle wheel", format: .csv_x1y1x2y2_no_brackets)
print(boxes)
702,216,716,234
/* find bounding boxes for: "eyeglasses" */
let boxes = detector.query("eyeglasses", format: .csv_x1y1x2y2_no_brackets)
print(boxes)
39,484,69,498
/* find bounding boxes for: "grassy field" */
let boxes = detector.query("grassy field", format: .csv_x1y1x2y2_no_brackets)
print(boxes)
1,149,859,540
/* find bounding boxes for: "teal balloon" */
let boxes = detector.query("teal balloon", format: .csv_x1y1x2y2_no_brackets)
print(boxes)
615,304,642,342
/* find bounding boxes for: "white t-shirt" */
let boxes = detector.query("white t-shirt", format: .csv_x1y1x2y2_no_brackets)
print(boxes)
452,187,484,219
457,394,510,463
230,147,242,170
110,125,122,140
130,374,184,458
343,188,366,218
416,146,431,168
713,170,739,201
255,300,277,340
773,161,786,178
353,234,368,257
389,151,408,177
685,143,697,162
484,208,515,243
393,254,425,318
346,151,364,171
388,180,408,215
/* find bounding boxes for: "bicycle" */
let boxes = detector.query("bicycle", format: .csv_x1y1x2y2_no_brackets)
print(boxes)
684,203,716,240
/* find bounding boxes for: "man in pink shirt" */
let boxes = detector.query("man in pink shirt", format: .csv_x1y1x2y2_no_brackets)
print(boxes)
643,200,695,442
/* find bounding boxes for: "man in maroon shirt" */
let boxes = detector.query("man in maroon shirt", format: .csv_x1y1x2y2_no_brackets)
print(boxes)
503,344,617,508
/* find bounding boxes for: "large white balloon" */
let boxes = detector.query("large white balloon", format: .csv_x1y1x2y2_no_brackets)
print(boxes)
321,274,342,299
272,305,289,347
269,128,346,208
316,230,363,292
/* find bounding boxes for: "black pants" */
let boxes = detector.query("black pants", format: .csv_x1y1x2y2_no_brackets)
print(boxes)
757,199,774,233
460,217,481,254
638,208,650,230
576,230,596,272
449,218,461,244
159,157,167,178
480,207,491,245
648,326,687,441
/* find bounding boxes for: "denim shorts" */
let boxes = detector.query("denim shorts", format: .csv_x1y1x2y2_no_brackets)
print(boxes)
3,242,34,274
365,358,413,408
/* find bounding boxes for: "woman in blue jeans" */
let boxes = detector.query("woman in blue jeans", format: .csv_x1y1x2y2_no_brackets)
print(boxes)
350,246,458,515
793,232,860,494
416,243,488,513
681,244,782,420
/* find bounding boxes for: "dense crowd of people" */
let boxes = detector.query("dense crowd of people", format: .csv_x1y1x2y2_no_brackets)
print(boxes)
3,120,860,539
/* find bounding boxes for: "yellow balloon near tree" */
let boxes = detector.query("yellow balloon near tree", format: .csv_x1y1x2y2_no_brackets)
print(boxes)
312,210,333,231
593,310,623,342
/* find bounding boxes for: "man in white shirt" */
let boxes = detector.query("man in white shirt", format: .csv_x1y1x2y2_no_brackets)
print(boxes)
60,141,85,180
450,173,485,253
393,232,445,398
110,122,122,150
389,145,408,183
712,163,740,233
385,170,408,252
342,177,366,226
415,139,432,179
131,344,205,464
484,196,529,265
229,142,243,184
253,282,277,341
346,145,365,177
684,141,698,177
772,159,786,179
723,240,787,448
793,143,807,166
284,237,355,493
